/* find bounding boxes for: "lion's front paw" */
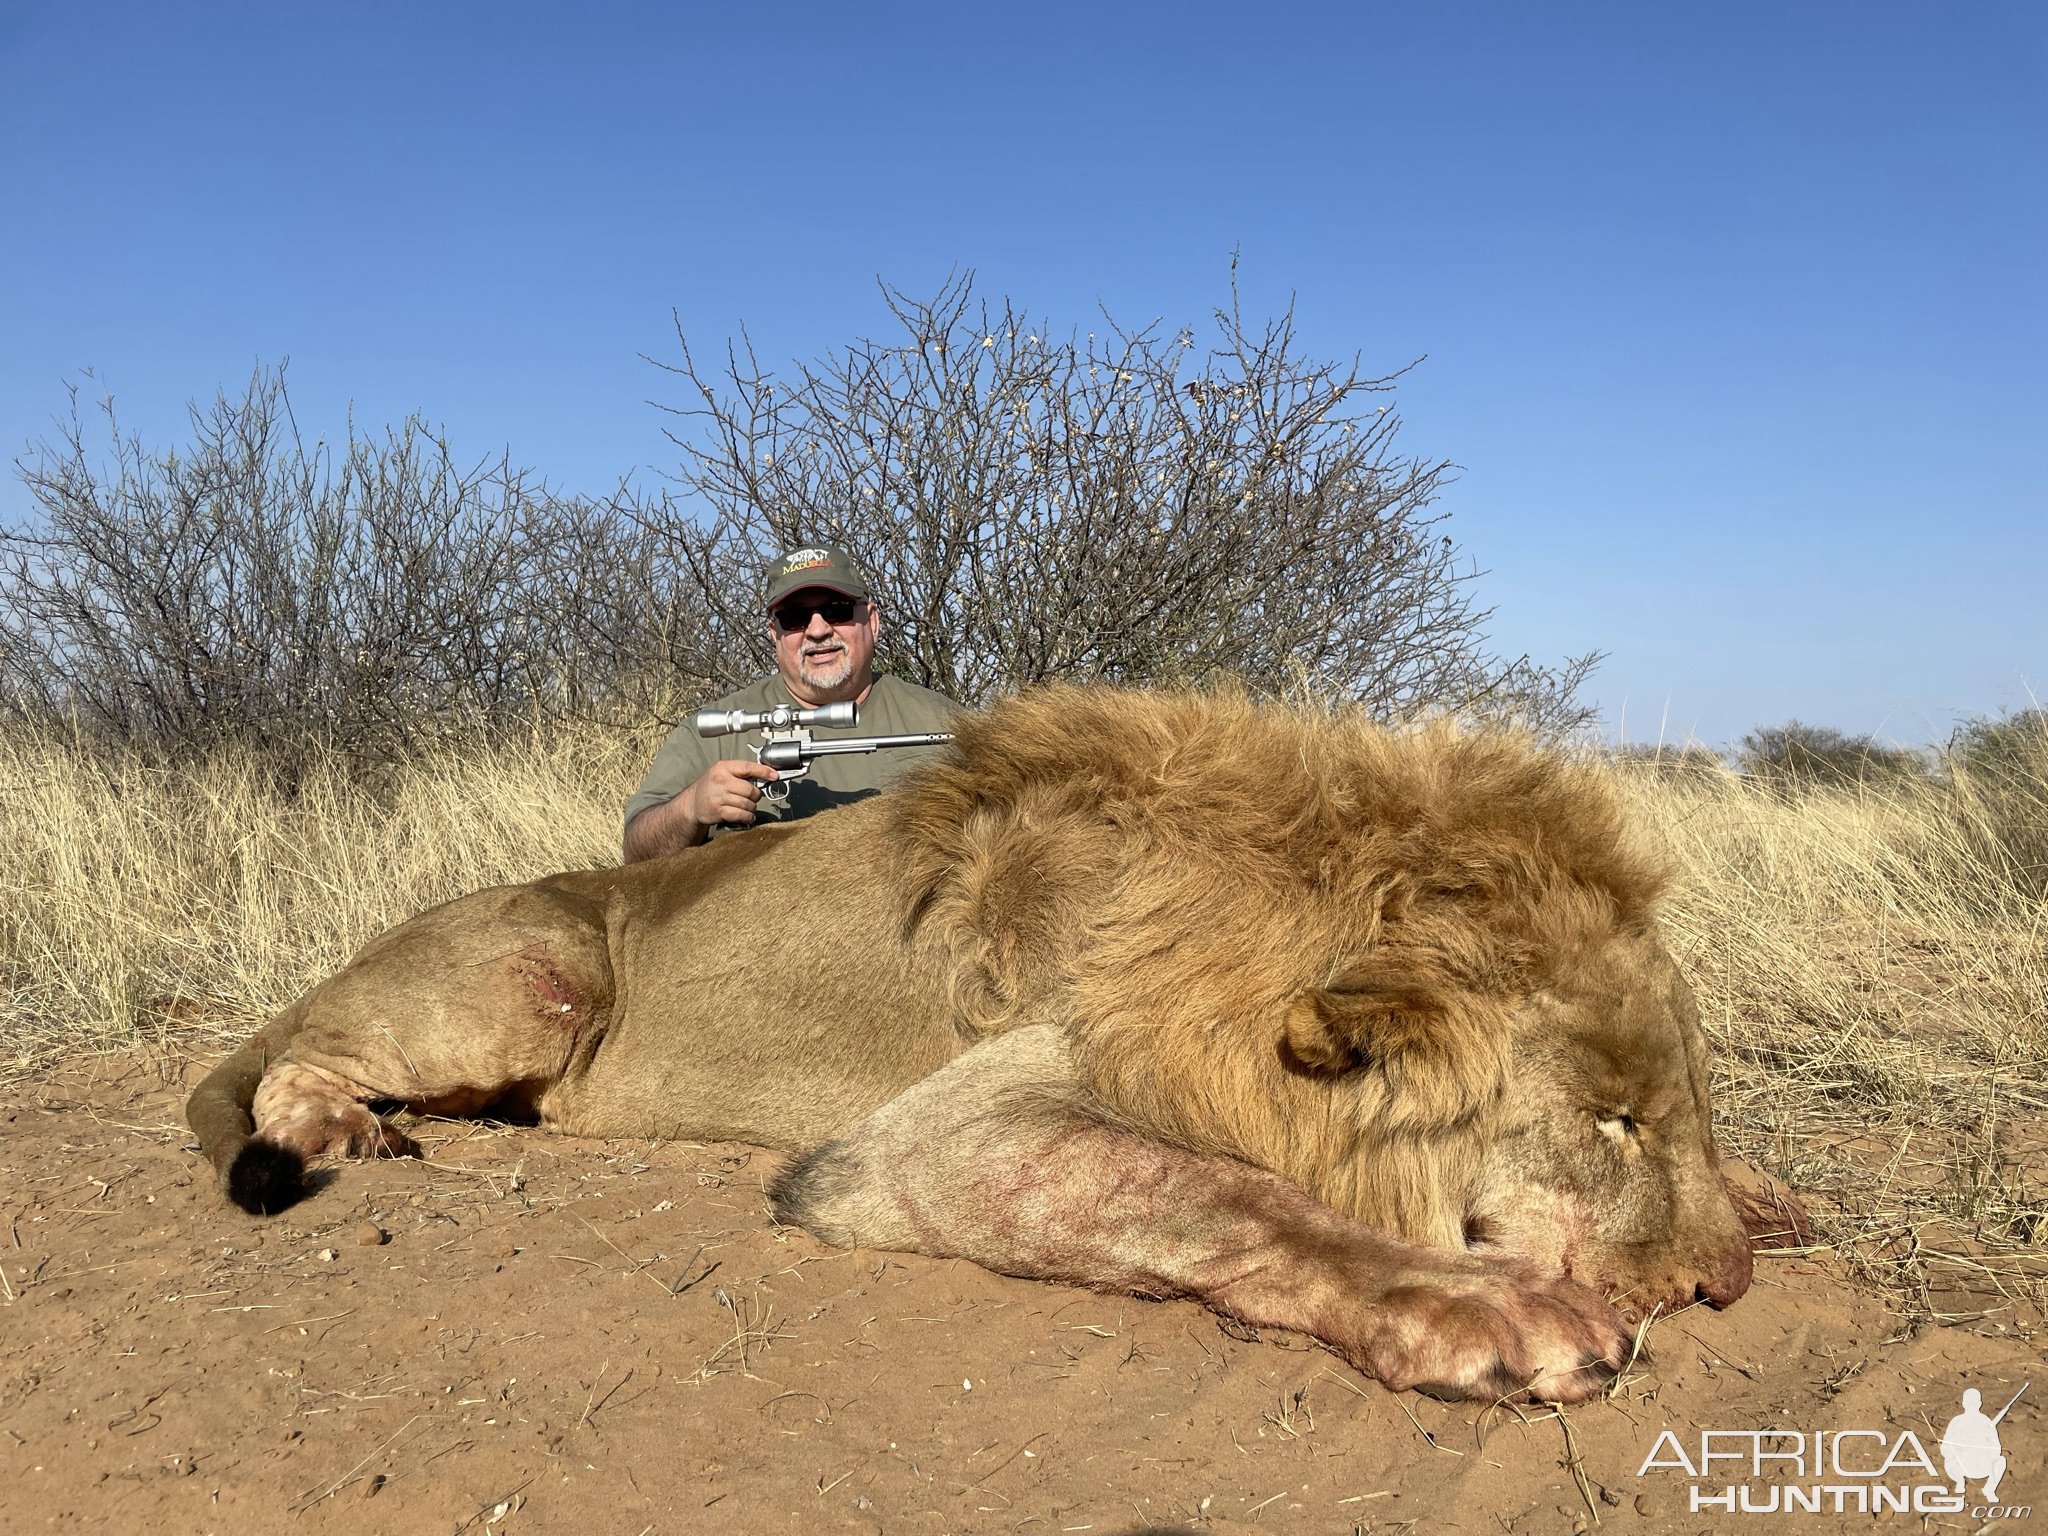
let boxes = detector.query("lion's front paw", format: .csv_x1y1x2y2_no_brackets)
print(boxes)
1350,1266,1632,1404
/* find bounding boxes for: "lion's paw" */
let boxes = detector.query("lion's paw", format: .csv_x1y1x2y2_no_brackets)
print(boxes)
1350,1267,1632,1404
251,1061,420,1165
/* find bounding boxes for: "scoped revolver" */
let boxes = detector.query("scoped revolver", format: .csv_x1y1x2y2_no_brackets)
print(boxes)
692,700,954,803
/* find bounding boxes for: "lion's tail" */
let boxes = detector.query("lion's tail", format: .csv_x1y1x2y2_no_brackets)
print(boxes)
185,1005,312,1215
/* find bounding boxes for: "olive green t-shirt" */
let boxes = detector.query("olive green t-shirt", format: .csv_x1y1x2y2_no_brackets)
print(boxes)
623,672,962,838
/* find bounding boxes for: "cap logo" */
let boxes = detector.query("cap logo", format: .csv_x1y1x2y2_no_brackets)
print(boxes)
777,548,834,574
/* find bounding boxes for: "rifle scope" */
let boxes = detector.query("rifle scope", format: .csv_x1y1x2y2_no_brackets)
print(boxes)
692,700,859,738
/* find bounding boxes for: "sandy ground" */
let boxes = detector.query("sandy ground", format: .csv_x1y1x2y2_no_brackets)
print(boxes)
2,1046,2040,1536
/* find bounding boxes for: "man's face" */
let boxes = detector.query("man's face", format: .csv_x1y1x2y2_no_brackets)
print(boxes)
770,586,881,705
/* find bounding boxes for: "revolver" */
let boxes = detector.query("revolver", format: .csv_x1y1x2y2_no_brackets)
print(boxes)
693,700,954,804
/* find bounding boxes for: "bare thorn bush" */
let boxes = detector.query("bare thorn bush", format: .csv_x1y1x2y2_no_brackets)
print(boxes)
646,270,1598,730
5,277,1598,762
0,367,729,775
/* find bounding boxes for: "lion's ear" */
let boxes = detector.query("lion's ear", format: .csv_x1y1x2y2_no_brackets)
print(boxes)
1280,989,1366,1074
1282,983,1450,1075
1280,978,1507,1123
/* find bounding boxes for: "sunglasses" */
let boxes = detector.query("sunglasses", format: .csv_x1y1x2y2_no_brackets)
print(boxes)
772,595,862,630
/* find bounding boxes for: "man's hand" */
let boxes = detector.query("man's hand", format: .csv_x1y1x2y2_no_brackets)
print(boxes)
681,759,780,831
622,760,780,863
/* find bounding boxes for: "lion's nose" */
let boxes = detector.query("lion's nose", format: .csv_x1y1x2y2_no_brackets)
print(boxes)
1695,1240,1753,1308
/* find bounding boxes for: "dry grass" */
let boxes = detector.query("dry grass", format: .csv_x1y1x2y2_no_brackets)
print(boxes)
1614,746,2048,1326
4,715,2043,1323
0,723,647,1070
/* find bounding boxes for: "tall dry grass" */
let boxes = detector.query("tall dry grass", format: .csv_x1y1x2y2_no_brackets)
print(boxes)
1616,745,2048,1323
1,723,647,1070
4,716,2042,1319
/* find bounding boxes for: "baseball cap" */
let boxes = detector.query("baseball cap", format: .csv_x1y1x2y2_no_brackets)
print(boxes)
764,544,870,611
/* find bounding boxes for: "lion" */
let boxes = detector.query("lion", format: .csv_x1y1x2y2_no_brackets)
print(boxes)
187,684,1756,1404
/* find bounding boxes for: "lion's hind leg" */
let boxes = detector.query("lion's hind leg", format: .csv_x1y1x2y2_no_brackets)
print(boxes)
771,1025,1633,1404
202,879,616,1214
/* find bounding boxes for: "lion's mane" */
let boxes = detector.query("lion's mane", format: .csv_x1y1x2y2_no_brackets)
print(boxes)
886,684,1670,1245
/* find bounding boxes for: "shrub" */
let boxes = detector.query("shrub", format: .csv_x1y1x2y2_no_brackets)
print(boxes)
0,368,737,776
4,275,1602,767
1948,707,2048,785
1735,720,1930,792
646,270,1598,732
1943,708,2048,899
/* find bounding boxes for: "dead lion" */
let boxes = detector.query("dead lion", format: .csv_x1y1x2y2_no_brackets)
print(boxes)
188,685,1755,1403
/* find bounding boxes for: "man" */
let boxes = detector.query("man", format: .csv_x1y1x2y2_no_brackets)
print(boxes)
622,545,960,862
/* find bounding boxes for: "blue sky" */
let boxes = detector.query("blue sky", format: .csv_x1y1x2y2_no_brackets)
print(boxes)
3,2,2041,747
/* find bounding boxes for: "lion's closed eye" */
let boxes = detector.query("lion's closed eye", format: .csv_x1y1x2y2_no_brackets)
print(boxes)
1595,1111,1639,1145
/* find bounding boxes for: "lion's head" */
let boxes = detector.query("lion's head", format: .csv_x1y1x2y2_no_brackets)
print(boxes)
1462,930,1752,1314
893,684,1755,1320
